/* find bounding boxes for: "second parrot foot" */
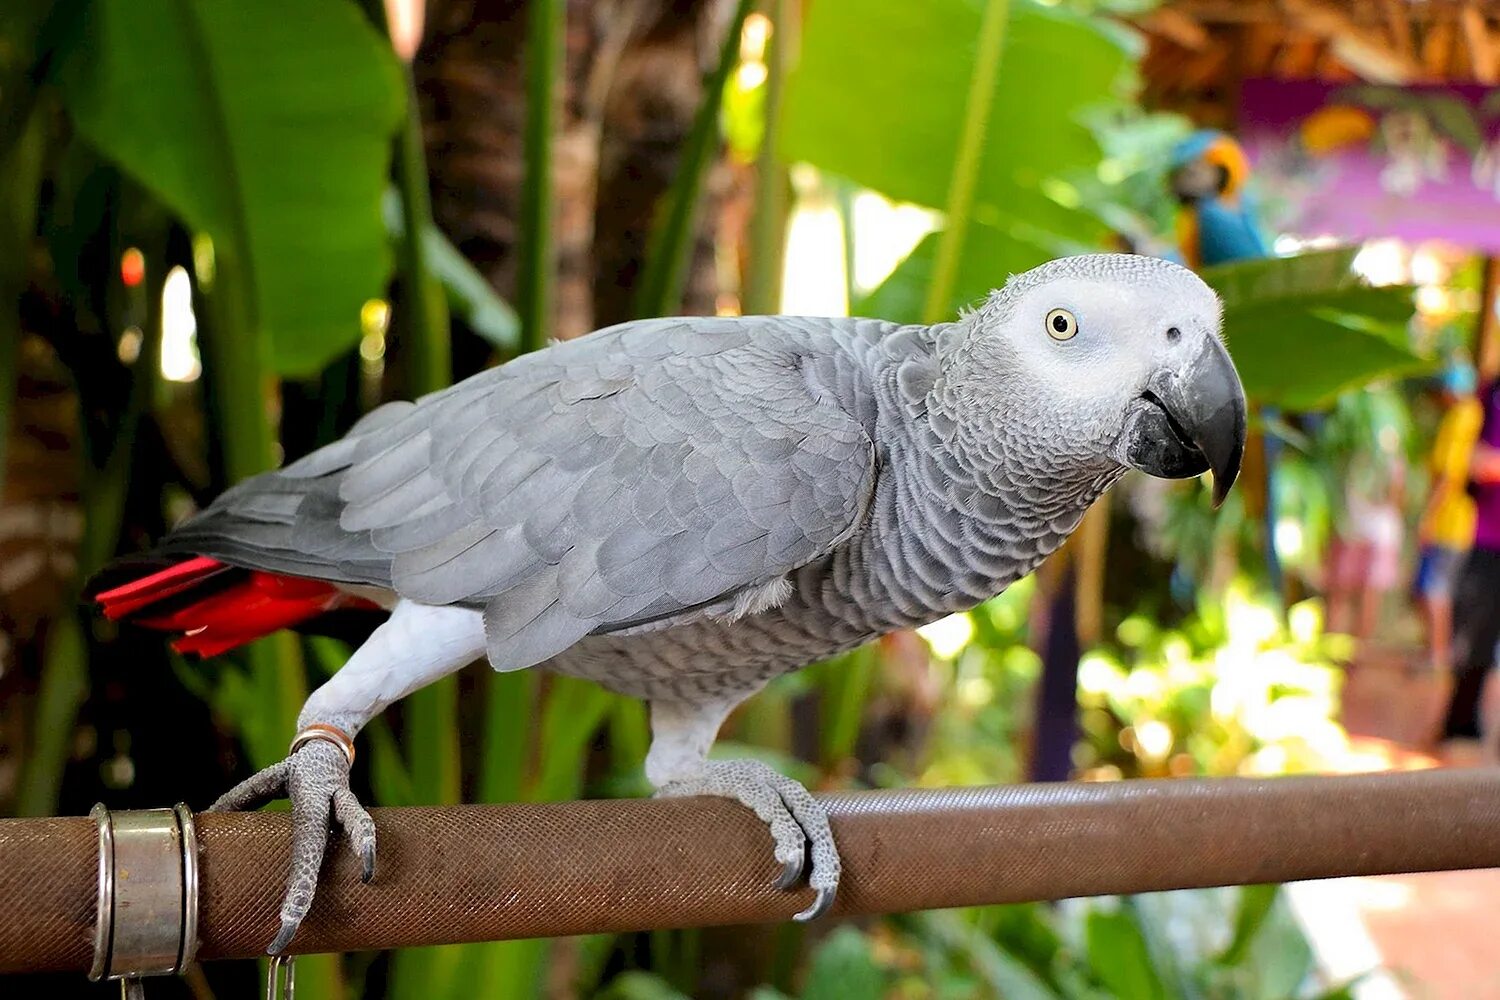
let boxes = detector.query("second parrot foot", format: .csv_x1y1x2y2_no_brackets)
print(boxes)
207,736,376,954
656,759,840,921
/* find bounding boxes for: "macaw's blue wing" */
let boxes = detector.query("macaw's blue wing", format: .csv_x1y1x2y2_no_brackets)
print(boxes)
1194,197,1272,266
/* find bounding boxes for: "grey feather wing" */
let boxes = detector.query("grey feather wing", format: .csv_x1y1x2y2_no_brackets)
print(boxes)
163,316,883,671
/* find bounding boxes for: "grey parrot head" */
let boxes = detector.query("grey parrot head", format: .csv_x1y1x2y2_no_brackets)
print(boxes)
945,253,1246,507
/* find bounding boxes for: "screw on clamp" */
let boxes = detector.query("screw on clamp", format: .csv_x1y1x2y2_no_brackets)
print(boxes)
88,803,200,998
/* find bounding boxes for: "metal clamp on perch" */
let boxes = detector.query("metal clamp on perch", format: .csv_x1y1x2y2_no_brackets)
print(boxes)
89,803,200,994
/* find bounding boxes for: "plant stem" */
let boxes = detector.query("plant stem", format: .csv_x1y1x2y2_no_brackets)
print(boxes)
634,0,755,318
743,0,796,316
835,177,859,313
478,671,539,804
922,0,1010,325
16,615,86,816
363,0,451,392
820,645,875,768
393,90,452,393
518,0,565,352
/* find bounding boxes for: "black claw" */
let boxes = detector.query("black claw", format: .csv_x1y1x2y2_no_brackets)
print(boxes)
774,855,804,891
268,917,299,956
361,843,376,884
793,886,836,922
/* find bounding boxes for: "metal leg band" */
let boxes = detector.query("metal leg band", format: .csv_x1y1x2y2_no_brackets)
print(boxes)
289,723,356,766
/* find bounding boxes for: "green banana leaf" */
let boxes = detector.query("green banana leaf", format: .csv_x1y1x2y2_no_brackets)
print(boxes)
1201,249,1428,411
55,0,405,375
784,0,1137,253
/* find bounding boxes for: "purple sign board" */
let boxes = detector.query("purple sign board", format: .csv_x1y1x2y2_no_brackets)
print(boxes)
1239,78,1500,252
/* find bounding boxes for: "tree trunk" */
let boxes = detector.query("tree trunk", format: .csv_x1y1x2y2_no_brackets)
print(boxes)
414,0,729,373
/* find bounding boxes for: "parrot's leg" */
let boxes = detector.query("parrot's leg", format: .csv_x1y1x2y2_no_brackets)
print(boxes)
209,600,487,953
647,698,840,921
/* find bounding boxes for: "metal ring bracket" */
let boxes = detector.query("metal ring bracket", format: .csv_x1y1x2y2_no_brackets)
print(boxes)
88,803,200,982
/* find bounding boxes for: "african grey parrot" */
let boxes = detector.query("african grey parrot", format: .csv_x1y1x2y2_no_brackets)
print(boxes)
95,253,1245,953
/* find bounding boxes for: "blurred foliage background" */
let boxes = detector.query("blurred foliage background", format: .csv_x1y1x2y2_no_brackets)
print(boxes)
0,0,1469,997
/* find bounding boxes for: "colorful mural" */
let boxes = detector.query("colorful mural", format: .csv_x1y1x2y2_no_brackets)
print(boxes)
1240,79,1500,252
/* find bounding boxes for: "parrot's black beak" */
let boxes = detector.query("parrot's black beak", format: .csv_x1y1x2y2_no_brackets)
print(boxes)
1116,335,1247,508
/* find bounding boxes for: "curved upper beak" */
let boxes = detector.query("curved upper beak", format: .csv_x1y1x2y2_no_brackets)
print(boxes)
1114,335,1247,508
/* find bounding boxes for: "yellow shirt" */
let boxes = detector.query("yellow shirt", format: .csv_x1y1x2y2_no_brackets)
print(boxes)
1422,397,1483,549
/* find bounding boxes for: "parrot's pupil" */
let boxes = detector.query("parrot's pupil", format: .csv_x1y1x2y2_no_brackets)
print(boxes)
1167,326,1181,341
1053,315,1068,332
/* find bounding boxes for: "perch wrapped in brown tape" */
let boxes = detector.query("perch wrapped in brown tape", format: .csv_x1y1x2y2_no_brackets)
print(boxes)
4,770,1500,973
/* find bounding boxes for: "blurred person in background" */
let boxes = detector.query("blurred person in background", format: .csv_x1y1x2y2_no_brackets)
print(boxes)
1329,436,1407,644
1412,360,1480,745
1442,369,1500,758
1414,361,1481,668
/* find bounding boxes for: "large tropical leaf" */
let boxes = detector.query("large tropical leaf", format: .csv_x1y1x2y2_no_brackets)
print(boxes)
1085,905,1168,1000
784,0,1137,245
855,222,1066,322
55,0,405,375
1202,249,1427,411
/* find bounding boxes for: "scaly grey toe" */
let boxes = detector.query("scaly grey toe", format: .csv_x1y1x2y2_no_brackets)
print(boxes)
208,737,375,954
658,759,840,917
207,759,290,813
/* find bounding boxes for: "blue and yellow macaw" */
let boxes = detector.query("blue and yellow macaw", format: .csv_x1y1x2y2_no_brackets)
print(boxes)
1169,129,1284,602
1170,129,1272,268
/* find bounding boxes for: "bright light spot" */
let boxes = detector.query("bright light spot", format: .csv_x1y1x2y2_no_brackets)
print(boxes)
1273,235,1302,255
384,0,424,61
1116,615,1153,647
1416,284,1451,316
1274,233,1341,255
117,327,143,365
1351,238,1408,286
781,189,848,316
1162,635,1193,669
1225,586,1279,648
1096,158,1126,184
1244,744,1288,775
359,330,386,364
1040,177,1081,209
120,248,146,288
1078,653,1123,696
917,613,973,660
850,191,936,294
192,235,215,287
958,675,994,708
1274,518,1304,559
1135,719,1173,759
1124,667,1165,701
1348,877,1415,912
1410,247,1444,286
737,61,768,90
1288,600,1322,644
159,266,201,382
741,12,772,61
361,298,390,337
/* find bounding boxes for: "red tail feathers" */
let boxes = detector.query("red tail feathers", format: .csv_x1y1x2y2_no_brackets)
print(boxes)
95,557,379,657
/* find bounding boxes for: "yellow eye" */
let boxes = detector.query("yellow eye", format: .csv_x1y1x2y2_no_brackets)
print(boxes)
1046,308,1077,340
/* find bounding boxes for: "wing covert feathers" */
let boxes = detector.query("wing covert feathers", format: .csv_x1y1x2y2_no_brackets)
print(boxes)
155,316,887,670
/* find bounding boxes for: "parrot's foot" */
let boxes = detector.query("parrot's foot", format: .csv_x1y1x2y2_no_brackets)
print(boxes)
208,732,375,954
656,759,839,921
